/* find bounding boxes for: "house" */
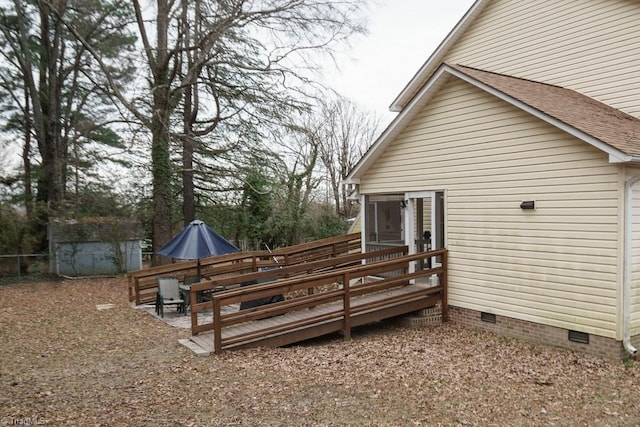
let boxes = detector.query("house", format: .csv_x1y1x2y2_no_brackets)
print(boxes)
48,218,144,276
345,0,640,359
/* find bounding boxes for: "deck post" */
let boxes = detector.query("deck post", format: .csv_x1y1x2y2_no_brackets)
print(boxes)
128,276,135,303
441,250,448,322
190,286,199,335
342,272,351,340
134,278,141,305
213,298,222,354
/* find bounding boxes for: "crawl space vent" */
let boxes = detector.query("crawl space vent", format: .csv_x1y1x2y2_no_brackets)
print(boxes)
480,312,496,323
568,330,589,344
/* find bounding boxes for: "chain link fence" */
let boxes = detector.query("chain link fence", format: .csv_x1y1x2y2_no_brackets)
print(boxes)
0,254,49,277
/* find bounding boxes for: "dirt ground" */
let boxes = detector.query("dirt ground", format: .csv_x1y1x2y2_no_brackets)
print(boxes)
1,276,639,426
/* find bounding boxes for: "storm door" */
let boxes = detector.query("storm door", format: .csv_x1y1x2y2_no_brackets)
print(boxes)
404,191,445,271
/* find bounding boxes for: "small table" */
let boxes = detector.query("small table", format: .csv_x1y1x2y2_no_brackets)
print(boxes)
179,283,227,311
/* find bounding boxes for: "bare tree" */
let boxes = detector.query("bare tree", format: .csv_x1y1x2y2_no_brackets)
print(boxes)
314,97,381,218
173,1,368,225
267,123,322,246
57,0,366,264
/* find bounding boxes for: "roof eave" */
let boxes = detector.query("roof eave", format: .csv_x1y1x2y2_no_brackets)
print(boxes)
347,64,640,183
609,153,640,164
342,177,360,186
345,65,453,182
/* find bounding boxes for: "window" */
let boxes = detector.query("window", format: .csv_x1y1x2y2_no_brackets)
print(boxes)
365,195,404,243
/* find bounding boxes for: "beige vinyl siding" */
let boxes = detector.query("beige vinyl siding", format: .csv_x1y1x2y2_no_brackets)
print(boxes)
443,0,640,117
361,77,620,337
347,212,361,235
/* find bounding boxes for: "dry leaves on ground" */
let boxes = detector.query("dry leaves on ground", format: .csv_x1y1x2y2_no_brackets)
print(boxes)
0,276,639,426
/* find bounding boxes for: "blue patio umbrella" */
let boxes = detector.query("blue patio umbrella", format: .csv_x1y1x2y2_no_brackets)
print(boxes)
157,219,239,277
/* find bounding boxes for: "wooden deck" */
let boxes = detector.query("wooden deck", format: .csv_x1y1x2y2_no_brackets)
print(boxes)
186,282,442,355
183,249,448,355
129,233,361,305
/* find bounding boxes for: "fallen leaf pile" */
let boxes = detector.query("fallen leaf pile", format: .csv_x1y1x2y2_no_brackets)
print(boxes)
0,277,639,426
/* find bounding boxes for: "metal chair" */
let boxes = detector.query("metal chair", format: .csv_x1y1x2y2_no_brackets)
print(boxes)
155,276,185,317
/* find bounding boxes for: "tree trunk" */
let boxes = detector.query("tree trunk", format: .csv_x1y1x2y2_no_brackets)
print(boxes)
151,0,175,265
182,112,196,225
181,0,196,225
38,2,65,211
151,91,175,265
22,90,32,219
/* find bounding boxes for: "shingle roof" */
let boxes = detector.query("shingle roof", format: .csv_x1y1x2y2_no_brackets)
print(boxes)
450,64,640,156
345,63,640,183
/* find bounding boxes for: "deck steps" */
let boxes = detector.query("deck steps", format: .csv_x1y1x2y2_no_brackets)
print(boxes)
400,303,442,328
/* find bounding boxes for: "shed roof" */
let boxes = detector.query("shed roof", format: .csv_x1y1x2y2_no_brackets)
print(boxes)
49,218,144,243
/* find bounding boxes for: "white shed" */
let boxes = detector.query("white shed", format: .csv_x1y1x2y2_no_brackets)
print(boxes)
48,218,143,277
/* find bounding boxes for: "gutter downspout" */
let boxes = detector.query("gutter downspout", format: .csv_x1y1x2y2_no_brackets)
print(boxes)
623,175,640,356
360,194,366,259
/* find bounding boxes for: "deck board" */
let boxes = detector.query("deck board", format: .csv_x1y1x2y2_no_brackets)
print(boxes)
186,283,439,354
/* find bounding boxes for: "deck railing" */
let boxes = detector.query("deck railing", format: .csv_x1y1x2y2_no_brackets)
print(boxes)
188,245,410,335
128,233,361,305
192,248,447,354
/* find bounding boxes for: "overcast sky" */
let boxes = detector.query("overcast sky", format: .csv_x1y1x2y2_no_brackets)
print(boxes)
324,0,476,121
2,1,477,176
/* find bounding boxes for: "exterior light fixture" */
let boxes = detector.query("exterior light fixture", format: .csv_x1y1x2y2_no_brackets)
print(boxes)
520,200,535,210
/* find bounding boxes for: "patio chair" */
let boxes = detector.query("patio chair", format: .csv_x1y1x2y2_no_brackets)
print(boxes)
155,276,185,318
